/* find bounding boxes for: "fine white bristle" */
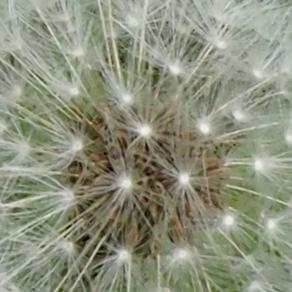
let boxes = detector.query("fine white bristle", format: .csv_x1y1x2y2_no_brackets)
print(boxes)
1,1,292,291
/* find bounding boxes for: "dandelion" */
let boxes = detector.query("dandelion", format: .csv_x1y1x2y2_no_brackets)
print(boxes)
177,172,190,186
222,213,235,228
0,0,292,291
136,123,153,138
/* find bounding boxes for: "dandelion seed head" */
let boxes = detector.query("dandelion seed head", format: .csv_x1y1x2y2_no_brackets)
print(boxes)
173,248,191,262
137,124,152,138
71,47,84,58
168,62,183,76
70,137,83,153
285,132,292,145
248,281,263,292
232,109,246,122
16,141,31,158
222,214,235,227
68,86,80,97
253,158,265,173
59,12,71,22
178,172,190,186
11,85,22,99
59,189,75,208
214,39,227,49
2,1,291,290
119,176,133,190
252,69,264,79
252,156,274,174
59,239,75,255
12,38,23,51
126,14,139,28
197,120,211,135
266,219,276,231
116,249,131,263
121,92,133,105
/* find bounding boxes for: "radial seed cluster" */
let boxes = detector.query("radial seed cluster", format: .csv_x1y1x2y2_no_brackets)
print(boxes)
1,1,292,292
